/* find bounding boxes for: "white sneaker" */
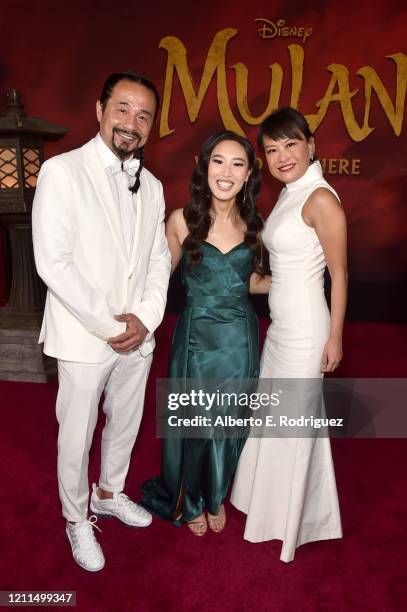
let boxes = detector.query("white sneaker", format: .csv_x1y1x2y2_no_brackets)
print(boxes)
66,516,105,572
90,483,152,527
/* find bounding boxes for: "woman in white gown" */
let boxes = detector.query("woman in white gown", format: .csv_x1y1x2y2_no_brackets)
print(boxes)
231,107,347,562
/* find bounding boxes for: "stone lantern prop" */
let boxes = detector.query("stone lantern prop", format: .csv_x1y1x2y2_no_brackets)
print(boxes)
0,89,67,382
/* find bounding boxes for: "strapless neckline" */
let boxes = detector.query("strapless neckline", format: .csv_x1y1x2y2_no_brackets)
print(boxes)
203,240,246,256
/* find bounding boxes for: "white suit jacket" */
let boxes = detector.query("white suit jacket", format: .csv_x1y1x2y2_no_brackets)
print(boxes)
32,138,171,363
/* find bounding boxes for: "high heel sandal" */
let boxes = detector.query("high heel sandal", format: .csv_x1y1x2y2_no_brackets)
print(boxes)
207,504,226,533
187,513,208,536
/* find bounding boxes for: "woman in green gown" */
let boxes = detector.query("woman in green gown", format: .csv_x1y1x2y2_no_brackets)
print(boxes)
141,131,270,535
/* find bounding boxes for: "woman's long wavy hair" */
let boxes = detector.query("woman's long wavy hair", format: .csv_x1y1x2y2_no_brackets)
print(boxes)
183,131,263,271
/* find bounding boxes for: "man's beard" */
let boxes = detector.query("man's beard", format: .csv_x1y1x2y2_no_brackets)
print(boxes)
111,127,141,160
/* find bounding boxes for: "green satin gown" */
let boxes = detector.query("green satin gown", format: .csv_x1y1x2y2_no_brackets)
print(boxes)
141,241,260,523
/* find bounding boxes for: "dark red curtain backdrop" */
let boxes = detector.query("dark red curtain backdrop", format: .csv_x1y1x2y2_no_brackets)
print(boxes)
1,0,406,316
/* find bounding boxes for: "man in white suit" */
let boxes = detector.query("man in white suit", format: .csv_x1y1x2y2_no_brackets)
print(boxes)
32,72,171,571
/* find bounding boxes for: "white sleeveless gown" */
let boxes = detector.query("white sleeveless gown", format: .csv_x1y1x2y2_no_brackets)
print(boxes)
231,161,342,562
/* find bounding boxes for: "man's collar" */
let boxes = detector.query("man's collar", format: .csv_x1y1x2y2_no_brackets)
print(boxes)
94,132,120,169
94,132,141,177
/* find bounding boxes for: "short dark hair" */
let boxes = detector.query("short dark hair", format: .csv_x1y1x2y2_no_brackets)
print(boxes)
258,106,313,148
99,71,160,120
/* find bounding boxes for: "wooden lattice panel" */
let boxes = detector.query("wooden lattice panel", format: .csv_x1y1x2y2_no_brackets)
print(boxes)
0,148,18,189
22,148,40,188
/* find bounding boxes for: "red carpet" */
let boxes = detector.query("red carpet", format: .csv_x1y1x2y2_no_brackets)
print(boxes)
0,317,406,611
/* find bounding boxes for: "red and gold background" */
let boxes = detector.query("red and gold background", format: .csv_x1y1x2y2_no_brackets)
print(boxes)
1,0,406,320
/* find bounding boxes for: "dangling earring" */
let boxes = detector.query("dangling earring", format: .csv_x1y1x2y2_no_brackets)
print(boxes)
243,181,247,204
310,151,314,163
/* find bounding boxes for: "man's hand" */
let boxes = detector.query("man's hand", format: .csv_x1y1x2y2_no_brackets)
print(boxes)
108,314,148,352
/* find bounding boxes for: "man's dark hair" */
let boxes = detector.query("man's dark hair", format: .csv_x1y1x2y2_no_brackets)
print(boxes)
99,72,160,194
99,71,160,119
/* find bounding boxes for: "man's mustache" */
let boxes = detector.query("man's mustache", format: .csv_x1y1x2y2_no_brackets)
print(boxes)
113,127,142,142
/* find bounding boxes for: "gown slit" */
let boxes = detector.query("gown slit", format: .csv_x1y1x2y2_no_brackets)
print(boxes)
141,242,260,523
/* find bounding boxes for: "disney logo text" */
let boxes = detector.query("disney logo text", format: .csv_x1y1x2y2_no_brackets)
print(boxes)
256,18,313,44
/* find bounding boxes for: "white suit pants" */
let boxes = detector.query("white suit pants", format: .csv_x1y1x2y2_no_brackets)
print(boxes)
56,350,152,522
